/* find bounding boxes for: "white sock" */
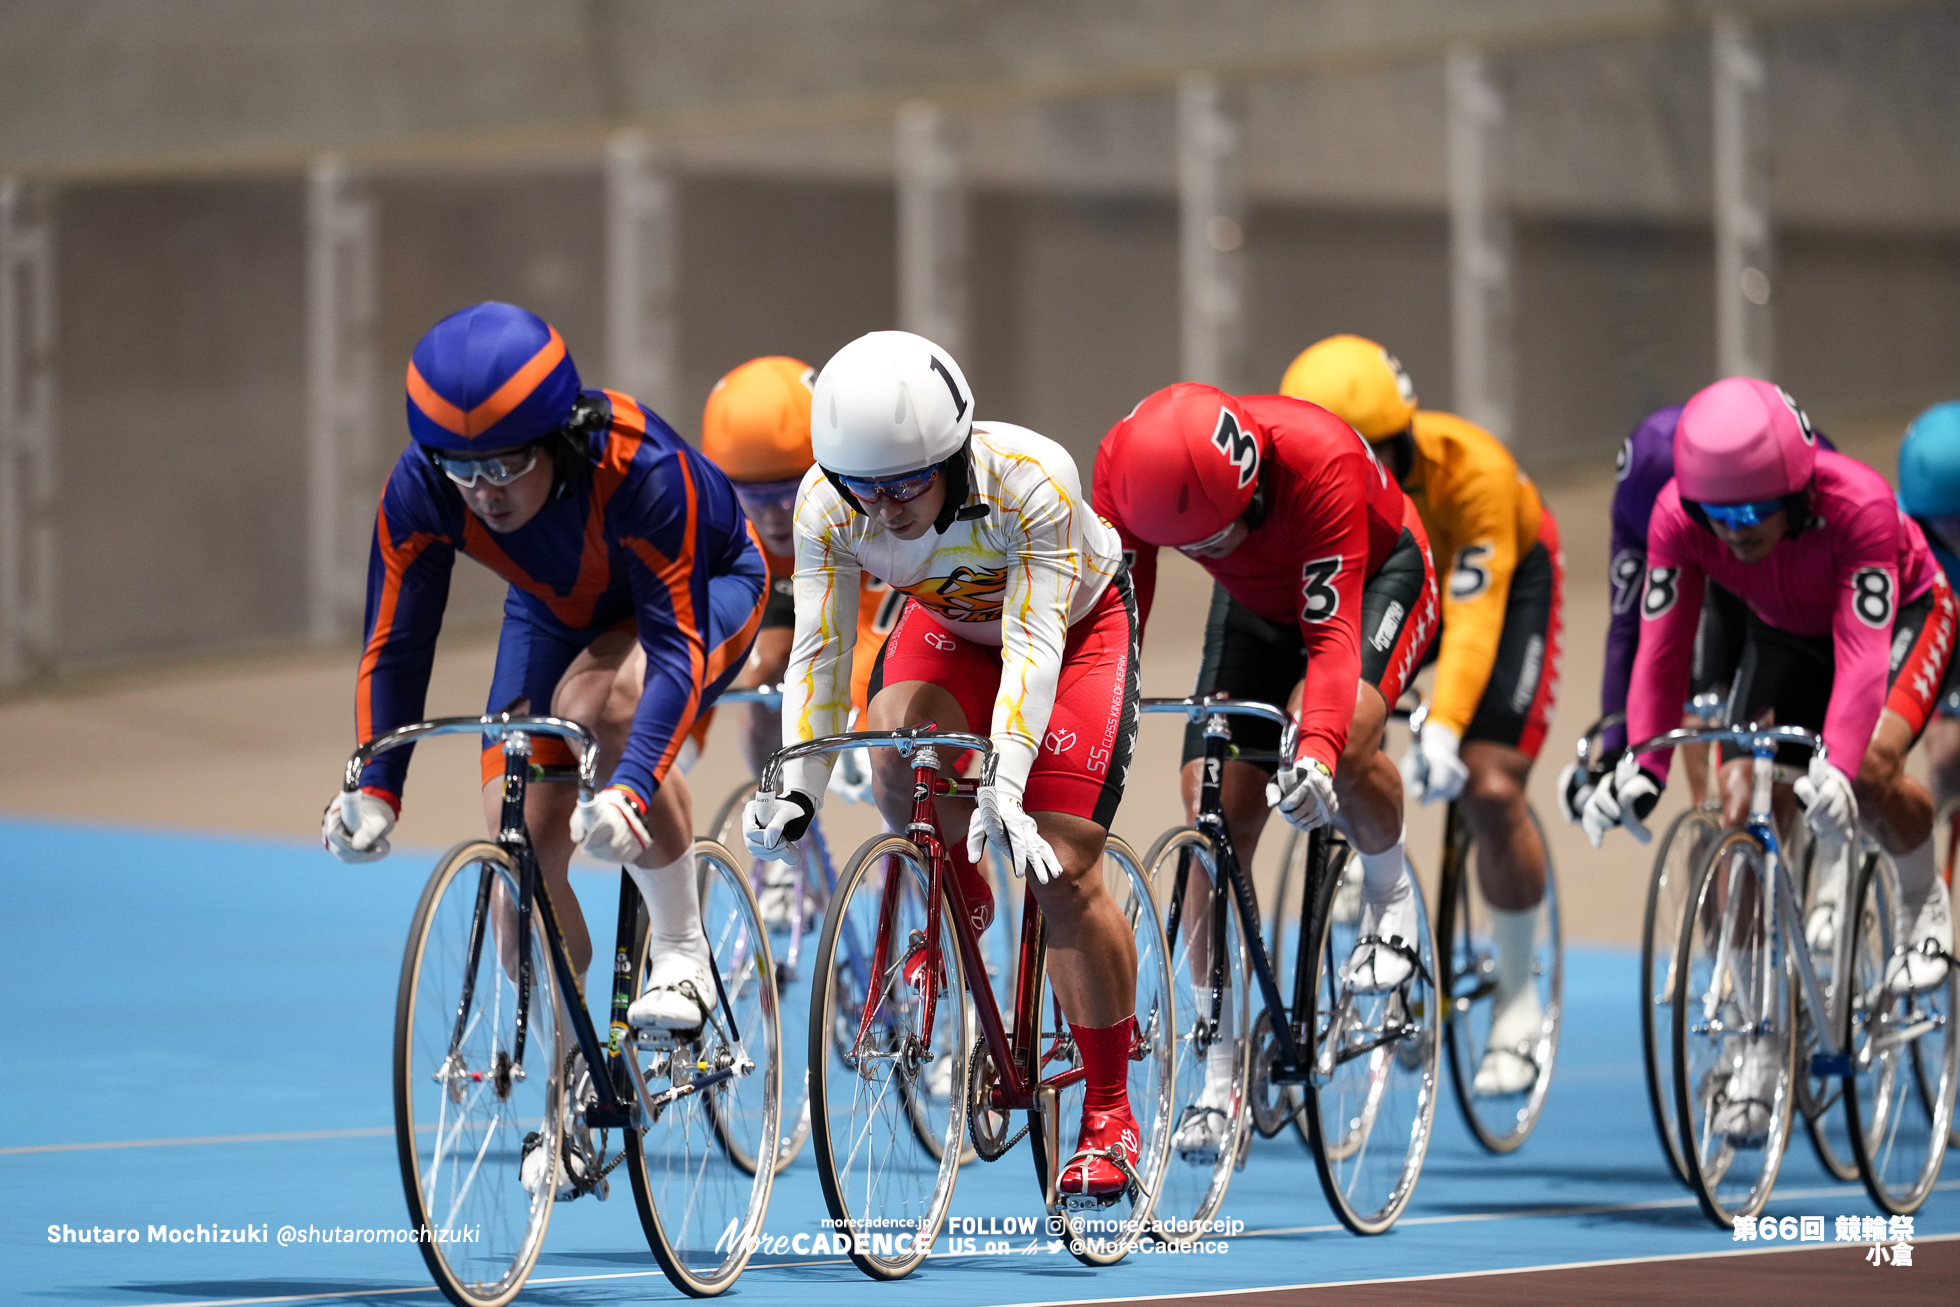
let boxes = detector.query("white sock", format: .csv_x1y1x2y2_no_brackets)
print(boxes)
1489,905,1538,1003
628,852,710,966
1894,834,1939,922
1358,829,1408,905
1203,982,1236,1102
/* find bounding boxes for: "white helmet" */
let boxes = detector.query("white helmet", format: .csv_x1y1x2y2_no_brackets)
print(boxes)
811,331,973,478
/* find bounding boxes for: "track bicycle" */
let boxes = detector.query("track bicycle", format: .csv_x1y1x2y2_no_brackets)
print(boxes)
1140,694,1440,1239
1569,711,1853,1187
765,722,1175,1276
356,713,781,1303
702,685,1020,1173
1643,722,1958,1225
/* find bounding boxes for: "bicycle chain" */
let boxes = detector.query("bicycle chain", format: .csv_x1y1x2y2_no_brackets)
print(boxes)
967,1036,1030,1160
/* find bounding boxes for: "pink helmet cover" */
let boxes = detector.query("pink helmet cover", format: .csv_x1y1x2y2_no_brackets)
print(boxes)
1674,377,1817,505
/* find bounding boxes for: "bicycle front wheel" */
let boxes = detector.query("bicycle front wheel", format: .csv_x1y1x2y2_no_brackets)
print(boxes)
810,833,969,1280
1142,826,1249,1248
394,841,563,1307
709,779,815,1174
1670,830,1794,1227
1641,810,1721,1186
1436,804,1562,1154
1026,836,1175,1266
1845,850,1958,1214
1305,842,1439,1235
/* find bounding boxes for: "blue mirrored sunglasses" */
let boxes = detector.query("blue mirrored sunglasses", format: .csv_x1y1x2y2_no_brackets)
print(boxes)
1697,497,1785,528
835,464,940,504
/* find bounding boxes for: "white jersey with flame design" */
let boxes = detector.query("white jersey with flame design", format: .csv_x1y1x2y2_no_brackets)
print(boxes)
781,421,1123,803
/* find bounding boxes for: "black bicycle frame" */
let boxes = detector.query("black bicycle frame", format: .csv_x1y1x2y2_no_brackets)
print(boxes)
1161,710,1327,1085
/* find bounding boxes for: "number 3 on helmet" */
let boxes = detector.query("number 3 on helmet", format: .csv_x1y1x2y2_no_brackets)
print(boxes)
1099,383,1264,547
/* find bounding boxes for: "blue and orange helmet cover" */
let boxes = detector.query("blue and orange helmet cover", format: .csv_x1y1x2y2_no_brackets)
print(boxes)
406,302,583,452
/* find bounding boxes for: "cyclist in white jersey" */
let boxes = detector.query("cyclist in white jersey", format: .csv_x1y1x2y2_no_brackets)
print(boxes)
743,331,1145,1196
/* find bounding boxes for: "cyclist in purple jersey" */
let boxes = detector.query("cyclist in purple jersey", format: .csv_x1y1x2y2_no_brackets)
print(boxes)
321,304,769,1098
1561,405,1831,819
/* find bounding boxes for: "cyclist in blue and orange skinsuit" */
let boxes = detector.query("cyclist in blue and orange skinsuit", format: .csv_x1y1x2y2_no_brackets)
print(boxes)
321,303,768,1086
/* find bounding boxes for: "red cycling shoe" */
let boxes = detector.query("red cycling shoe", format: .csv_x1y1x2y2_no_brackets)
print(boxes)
1057,1104,1140,1198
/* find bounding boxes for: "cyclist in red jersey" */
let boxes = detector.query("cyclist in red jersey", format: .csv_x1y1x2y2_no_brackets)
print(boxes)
1587,379,1954,1132
1096,384,1439,1151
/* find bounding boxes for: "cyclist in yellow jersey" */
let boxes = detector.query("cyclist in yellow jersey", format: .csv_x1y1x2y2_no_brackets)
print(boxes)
1282,334,1563,1099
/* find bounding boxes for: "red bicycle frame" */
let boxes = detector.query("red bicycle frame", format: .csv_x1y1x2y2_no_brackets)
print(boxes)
847,750,1084,1125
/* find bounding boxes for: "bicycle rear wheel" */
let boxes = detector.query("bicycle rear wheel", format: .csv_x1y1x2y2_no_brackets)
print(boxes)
1845,850,1958,1214
1305,841,1439,1235
1142,827,1248,1248
810,833,969,1280
1670,830,1794,1227
1026,837,1175,1266
619,838,781,1297
394,841,563,1307
709,780,814,1173
1436,805,1562,1154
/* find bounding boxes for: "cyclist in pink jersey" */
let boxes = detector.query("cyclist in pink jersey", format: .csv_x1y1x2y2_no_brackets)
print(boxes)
1587,380,1954,1049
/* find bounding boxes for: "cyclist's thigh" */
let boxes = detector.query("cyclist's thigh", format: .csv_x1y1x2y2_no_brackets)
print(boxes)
1691,581,1749,699
862,596,988,733
1881,577,1957,750
1179,581,1305,779
1358,509,1440,720
1461,522,1561,763
1022,571,1140,833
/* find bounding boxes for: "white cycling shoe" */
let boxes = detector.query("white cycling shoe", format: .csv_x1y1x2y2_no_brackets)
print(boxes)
1343,879,1419,994
1712,1040,1779,1145
1886,880,1953,995
628,949,716,1031
1172,1066,1234,1164
1473,985,1544,1097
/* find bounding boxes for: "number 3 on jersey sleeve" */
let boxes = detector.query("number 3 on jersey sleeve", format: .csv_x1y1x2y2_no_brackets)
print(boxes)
1301,555,1343,624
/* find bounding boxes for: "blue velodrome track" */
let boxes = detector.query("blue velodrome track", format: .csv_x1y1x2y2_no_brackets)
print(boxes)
4,816,1955,1306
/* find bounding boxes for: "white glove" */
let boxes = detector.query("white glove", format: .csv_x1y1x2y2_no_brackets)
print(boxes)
1266,759,1339,832
1581,753,1662,848
1794,756,1858,854
968,786,1063,885
743,790,815,864
570,786,652,864
827,746,875,805
1555,760,1596,826
323,789,396,863
1400,720,1470,804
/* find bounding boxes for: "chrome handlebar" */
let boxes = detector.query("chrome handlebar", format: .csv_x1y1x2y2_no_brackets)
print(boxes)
1624,723,1827,771
342,714,603,801
1139,694,1299,764
758,723,998,795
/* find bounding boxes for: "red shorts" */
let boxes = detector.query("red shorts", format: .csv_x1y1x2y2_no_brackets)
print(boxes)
868,570,1140,828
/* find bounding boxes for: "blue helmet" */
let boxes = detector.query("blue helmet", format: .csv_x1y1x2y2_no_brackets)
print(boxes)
405,302,583,453
1898,401,1960,517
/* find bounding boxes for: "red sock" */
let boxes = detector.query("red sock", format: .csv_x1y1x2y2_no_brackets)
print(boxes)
1070,1016,1137,1114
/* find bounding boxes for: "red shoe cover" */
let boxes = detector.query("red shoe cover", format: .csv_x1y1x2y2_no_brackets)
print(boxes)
1058,1104,1140,1196
1070,1016,1138,1114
